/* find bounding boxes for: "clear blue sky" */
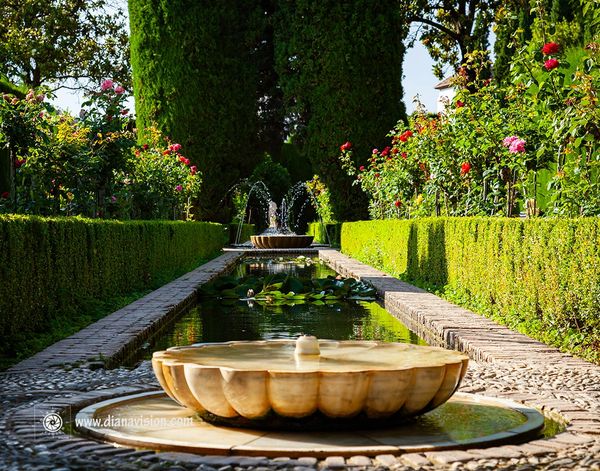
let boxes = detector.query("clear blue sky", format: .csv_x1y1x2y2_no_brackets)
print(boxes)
52,16,442,115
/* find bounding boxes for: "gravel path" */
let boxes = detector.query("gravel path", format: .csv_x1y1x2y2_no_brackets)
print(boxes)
1,357,598,470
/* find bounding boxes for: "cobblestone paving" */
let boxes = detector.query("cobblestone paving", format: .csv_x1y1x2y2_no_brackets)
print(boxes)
1,250,598,470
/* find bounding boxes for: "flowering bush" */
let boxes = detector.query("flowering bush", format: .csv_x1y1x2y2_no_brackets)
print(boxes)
340,34,599,218
306,175,334,223
124,127,201,220
0,80,203,220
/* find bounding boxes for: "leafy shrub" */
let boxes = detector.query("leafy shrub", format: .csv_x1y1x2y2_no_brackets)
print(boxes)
341,217,600,363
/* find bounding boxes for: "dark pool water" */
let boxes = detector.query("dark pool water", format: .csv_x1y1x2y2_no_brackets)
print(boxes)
136,257,426,361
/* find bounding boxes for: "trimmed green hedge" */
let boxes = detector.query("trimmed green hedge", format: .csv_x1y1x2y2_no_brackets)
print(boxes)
341,218,600,363
0,216,227,360
307,222,342,246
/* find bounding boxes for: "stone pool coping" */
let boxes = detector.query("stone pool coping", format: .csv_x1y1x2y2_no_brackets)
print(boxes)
3,248,599,469
8,251,244,373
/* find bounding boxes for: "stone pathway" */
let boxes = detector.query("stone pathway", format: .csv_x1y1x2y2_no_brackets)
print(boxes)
1,249,599,470
9,252,243,372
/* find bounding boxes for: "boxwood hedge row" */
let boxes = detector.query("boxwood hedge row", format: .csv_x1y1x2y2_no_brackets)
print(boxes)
0,216,228,356
341,218,600,362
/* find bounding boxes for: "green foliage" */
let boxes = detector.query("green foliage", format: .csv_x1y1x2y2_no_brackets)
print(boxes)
200,272,376,307
274,0,407,221
0,215,227,363
305,175,334,224
126,127,201,220
341,218,600,363
402,0,500,79
306,222,342,246
0,0,129,89
0,84,203,220
128,0,264,222
250,154,292,203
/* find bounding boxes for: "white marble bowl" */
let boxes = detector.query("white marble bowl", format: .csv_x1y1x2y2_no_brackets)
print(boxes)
152,340,468,428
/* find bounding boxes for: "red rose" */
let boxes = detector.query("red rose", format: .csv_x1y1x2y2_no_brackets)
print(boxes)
461,162,472,175
142,144,149,150
375,173,380,178
541,42,560,55
544,59,560,71
163,149,171,155
359,166,365,171
456,100,465,108
1,192,9,199
401,152,407,159
340,141,352,152
380,146,390,157
179,156,190,166
14,158,26,168
394,200,401,207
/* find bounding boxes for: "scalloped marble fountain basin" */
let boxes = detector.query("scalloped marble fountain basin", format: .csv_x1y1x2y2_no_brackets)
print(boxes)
250,234,313,249
152,339,469,430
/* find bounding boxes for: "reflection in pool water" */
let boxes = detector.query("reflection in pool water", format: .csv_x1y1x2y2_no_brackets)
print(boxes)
137,257,426,361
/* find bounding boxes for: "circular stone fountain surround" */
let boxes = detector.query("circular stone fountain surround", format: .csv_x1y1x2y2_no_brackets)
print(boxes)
75,391,544,457
75,338,546,457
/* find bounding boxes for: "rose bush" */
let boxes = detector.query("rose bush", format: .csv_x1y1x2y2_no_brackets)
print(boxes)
124,127,202,220
0,80,203,220
340,33,599,218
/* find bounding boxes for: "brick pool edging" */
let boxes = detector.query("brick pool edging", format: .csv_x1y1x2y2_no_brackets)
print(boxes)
8,251,244,373
318,249,596,370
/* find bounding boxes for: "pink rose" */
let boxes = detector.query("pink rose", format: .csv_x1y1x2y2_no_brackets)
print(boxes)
175,185,183,192
170,143,182,152
190,165,197,175
508,138,526,153
502,136,518,147
101,79,114,91
114,85,125,94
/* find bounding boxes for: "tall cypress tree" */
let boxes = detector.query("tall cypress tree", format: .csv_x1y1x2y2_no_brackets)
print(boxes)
128,0,264,221
275,0,408,221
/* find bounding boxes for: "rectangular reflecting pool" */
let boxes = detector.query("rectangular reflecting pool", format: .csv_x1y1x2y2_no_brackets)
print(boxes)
134,256,426,362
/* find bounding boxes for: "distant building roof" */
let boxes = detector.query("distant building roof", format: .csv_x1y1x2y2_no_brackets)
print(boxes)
434,76,454,90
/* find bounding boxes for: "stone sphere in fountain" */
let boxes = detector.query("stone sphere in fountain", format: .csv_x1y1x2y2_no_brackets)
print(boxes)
152,338,469,430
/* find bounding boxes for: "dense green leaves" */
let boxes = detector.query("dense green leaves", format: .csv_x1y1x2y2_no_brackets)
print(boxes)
273,0,408,221
0,0,130,90
200,272,376,307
